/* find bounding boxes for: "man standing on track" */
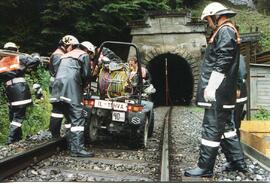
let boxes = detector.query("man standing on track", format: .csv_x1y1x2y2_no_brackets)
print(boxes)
50,35,94,157
184,2,247,177
48,36,71,139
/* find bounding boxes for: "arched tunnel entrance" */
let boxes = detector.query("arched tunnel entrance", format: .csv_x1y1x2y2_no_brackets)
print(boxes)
147,53,194,106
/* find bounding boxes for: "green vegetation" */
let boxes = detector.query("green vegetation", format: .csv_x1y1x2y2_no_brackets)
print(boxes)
0,87,9,143
190,106,204,114
22,92,51,140
22,67,51,140
0,67,50,144
234,8,270,51
191,0,270,51
251,107,270,120
0,0,201,55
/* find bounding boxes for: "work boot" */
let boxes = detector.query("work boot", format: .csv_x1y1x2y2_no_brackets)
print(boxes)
6,136,21,145
70,131,94,157
49,119,62,139
184,167,213,177
70,149,95,157
6,126,22,145
223,160,248,173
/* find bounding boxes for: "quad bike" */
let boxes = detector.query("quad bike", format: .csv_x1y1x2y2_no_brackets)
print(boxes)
83,41,155,148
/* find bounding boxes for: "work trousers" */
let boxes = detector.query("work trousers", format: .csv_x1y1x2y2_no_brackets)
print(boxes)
198,108,245,170
7,105,27,143
51,102,86,153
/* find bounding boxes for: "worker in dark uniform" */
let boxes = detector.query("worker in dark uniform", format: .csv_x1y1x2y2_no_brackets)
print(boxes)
48,36,72,139
50,35,94,157
0,42,40,144
184,2,247,177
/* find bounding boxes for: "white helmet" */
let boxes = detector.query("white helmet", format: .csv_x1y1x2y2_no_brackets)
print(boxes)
61,35,79,46
4,42,18,50
81,41,95,53
201,2,236,20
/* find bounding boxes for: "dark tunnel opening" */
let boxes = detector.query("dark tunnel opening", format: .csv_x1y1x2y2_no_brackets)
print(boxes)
147,53,194,106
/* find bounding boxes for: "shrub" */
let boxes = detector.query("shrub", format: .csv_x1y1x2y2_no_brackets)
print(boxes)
0,66,51,144
252,106,270,120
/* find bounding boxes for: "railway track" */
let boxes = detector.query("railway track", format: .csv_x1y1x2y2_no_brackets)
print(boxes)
0,138,66,180
160,106,212,181
1,106,270,181
1,107,167,181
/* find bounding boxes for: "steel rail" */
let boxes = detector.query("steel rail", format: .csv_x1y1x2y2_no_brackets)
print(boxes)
160,107,173,181
0,137,66,180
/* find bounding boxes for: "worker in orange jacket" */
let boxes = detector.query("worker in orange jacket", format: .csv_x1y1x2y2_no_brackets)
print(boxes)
0,42,40,144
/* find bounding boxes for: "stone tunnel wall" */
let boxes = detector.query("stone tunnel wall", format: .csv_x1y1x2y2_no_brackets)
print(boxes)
130,14,207,101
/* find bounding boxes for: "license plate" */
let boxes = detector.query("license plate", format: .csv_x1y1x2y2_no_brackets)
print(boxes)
94,100,112,109
112,111,125,122
112,101,127,111
94,100,127,111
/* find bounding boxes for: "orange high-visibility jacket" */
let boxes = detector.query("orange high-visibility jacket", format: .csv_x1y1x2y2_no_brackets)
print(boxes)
0,56,20,73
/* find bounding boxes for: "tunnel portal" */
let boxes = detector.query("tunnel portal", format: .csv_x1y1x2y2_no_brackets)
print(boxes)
147,53,194,106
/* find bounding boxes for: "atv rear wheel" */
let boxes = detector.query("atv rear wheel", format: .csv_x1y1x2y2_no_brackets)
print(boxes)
89,114,99,142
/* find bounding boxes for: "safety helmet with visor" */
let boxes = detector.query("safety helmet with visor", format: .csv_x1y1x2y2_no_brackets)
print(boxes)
81,41,95,53
59,35,79,47
201,2,236,20
3,42,19,51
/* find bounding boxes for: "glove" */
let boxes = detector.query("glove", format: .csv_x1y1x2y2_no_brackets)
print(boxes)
33,83,43,99
144,84,156,94
31,52,41,60
204,71,224,102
